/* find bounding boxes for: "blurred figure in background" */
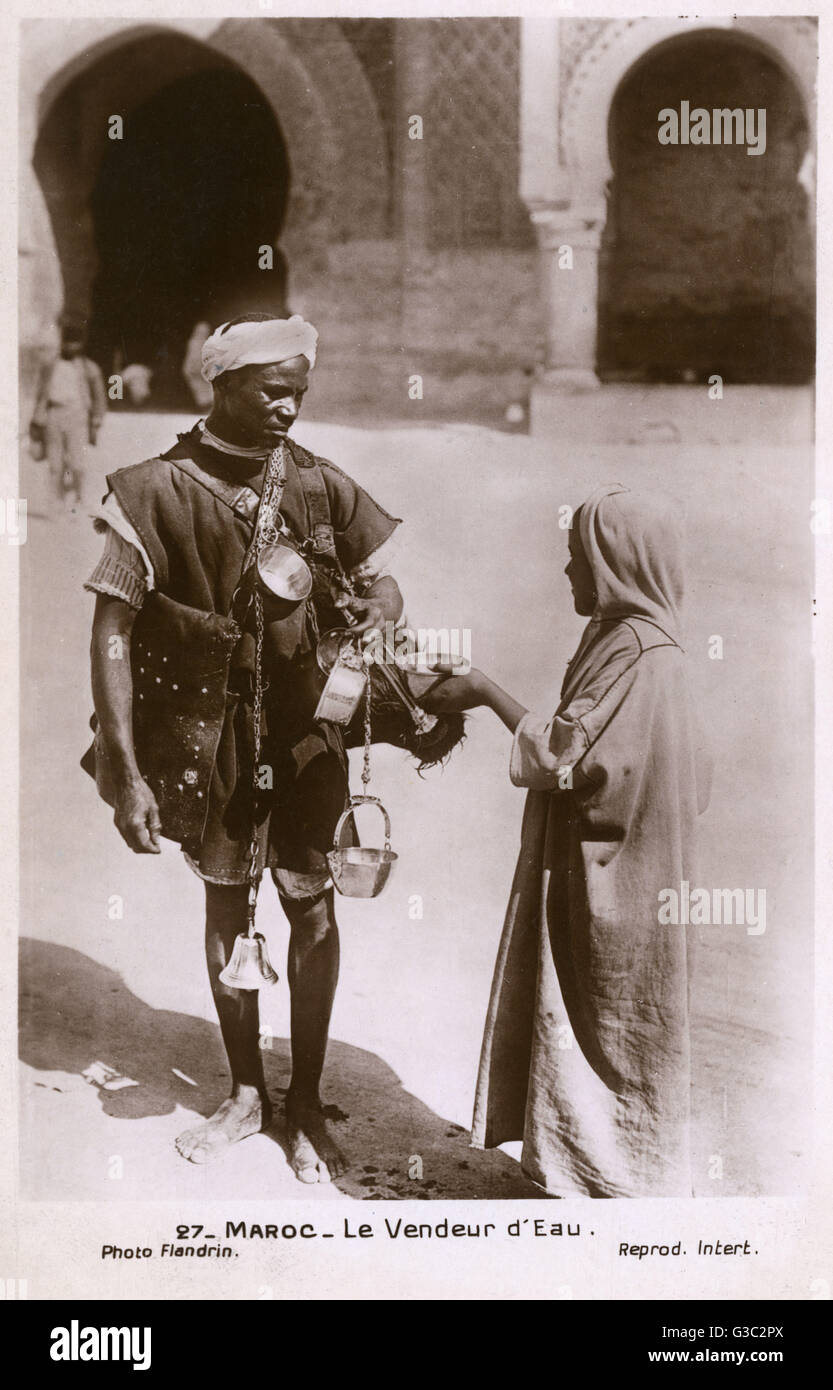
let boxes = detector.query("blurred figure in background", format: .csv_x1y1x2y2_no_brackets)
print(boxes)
31,325,106,515
121,361,154,408
181,321,214,411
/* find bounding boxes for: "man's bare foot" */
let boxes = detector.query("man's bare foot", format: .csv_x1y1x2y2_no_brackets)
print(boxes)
175,1092,271,1165
285,1094,348,1184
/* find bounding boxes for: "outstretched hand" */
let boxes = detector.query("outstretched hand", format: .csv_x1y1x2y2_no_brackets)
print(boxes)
422,664,529,734
420,664,488,713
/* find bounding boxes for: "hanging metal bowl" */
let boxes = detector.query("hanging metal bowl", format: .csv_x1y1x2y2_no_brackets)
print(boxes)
327,795,398,899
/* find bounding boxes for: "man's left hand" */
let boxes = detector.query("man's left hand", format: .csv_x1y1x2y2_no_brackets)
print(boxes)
335,594,387,636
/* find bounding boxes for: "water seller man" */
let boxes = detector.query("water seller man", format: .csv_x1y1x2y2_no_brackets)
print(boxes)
84,312,404,1183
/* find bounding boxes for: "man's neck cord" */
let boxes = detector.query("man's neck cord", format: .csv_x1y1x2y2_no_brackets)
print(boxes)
198,420,270,459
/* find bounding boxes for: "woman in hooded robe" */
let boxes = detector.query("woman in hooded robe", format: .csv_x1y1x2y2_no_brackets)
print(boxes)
423,484,711,1197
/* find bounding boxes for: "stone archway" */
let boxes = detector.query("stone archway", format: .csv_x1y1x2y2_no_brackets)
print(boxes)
560,16,816,207
597,30,814,383
518,15,816,394
34,31,292,396
20,16,391,404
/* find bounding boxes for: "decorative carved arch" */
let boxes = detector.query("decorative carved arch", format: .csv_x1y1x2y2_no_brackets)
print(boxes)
27,16,390,251
210,19,389,248
30,19,220,127
21,16,391,395
560,17,816,206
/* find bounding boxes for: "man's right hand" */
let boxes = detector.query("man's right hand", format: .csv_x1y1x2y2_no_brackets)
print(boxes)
114,778,162,853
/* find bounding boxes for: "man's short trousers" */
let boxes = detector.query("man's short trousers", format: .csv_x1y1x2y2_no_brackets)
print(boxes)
183,690,350,899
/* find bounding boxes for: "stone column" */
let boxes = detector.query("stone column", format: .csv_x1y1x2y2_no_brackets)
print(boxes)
531,204,606,390
519,17,606,389
519,17,560,208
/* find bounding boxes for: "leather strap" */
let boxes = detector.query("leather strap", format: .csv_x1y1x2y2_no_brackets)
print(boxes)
167,437,342,614
167,453,260,525
289,441,338,560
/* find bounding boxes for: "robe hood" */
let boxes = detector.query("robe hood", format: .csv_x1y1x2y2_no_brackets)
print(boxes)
577,483,685,645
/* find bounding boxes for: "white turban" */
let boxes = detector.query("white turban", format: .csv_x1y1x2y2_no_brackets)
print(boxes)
200,315,318,383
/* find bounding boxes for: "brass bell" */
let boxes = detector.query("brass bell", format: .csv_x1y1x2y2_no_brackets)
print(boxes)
218,932,279,990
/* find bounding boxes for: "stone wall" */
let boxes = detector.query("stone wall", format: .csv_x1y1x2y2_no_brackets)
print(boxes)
21,15,817,429
292,240,541,424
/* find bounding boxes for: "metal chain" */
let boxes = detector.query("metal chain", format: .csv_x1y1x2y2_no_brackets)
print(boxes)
334,563,374,793
253,443,288,551
362,667,373,792
245,443,286,936
246,585,265,936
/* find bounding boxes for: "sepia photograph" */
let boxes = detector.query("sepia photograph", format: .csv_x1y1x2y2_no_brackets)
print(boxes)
3,0,829,1312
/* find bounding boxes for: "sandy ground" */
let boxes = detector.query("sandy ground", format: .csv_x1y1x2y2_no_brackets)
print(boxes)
18,408,814,1201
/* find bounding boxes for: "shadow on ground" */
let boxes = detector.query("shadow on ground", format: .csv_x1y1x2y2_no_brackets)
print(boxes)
19,938,542,1200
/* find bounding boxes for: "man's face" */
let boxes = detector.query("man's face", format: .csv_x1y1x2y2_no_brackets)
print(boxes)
564,525,597,616
215,356,309,445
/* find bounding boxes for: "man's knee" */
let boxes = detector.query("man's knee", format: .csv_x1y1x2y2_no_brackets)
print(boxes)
277,878,335,942
272,866,331,902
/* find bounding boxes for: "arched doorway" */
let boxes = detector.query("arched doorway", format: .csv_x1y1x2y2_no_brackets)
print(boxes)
33,31,290,404
597,31,814,384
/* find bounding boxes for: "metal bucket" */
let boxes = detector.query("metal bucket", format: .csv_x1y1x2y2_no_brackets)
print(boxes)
314,631,368,725
327,795,398,899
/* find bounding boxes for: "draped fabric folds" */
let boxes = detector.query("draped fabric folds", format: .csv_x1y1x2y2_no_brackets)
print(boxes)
472,486,711,1197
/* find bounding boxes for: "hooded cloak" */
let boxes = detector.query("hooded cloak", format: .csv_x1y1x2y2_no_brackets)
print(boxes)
471,485,711,1196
